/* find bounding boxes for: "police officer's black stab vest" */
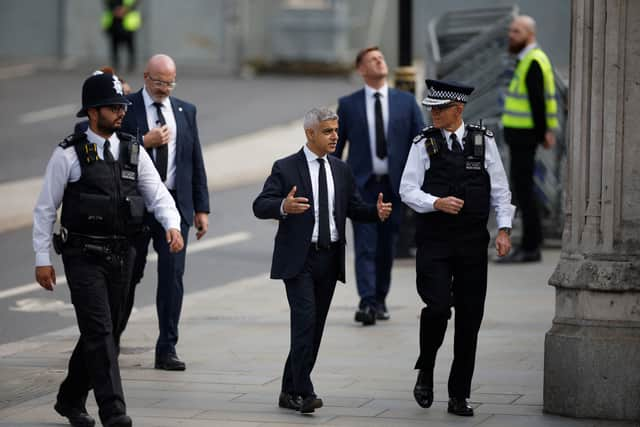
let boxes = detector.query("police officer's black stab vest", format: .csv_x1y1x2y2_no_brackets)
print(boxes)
416,124,491,242
60,132,145,237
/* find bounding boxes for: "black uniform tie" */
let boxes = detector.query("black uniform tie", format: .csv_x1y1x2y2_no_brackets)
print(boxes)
153,102,168,181
374,92,387,159
450,133,462,153
103,139,115,163
317,158,330,249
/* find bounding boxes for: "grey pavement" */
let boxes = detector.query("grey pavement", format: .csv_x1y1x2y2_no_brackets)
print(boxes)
0,249,636,426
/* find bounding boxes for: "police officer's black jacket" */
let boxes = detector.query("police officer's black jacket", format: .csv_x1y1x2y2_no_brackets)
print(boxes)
59,132,145,237
416,124,491,242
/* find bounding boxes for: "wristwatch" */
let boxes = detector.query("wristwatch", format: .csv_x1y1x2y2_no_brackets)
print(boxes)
499,227,512,236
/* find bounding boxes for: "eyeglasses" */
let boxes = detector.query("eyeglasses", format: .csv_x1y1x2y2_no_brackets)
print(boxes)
147,75,177,90
101,104,128,114
427,103,457,112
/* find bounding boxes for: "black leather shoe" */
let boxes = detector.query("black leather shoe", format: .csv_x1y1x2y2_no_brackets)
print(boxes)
278,391,301,410
447,397,474,416
155,354,186,371
299,395,323,413
354,306,376,325
103,414,133,427
495,248,541,263
54,402,95,427
376,307,390,320
413,369,433,408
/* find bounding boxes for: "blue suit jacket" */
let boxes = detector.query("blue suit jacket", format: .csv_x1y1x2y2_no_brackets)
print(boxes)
335,88,425,195
253,148,378,283
121,89,209,225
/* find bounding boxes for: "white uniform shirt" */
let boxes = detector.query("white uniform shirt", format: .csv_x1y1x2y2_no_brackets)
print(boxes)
399,121,515,229
364,83,389,175
33,127,181,266
303,144,339,243
142,88,177,190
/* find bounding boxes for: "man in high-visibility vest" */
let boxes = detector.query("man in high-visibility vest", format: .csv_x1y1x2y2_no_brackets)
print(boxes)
498,15,558,263
103,0,141,72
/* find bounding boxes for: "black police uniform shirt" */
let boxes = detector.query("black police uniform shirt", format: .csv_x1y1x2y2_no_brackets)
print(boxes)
33,127,181,267
399,121,515,229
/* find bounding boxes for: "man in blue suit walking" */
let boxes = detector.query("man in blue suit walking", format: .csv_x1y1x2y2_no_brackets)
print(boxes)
335,47,425,325
120,54,210,370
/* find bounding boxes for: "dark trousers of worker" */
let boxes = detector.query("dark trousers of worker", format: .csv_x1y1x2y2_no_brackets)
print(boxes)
414,233,488,399
58,246,135,423
505,129,542,251
109,30,135,72
129,212,190,358
281,245,340,398
353,175,402,311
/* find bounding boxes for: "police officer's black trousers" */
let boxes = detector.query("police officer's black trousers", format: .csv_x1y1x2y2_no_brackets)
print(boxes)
58,246,135,422
414,235,488,399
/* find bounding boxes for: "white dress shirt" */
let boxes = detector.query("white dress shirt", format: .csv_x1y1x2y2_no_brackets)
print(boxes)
142,88,177,190
33,127,181,266
399,121,515,229
303,144,339,243
364,83,389,175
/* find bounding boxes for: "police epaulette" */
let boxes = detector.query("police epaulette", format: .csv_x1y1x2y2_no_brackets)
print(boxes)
58,133,85,149
413,125,439,144
466,123,494,138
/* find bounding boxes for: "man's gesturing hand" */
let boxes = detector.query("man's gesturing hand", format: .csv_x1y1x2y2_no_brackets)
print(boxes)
434,196,464,215
377,193,392,221
283,186,310,214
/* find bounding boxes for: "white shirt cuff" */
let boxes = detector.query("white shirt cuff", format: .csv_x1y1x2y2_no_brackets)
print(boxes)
35,251,51,267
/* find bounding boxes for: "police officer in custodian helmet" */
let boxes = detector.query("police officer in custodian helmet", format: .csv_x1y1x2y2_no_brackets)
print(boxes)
33,71,184,427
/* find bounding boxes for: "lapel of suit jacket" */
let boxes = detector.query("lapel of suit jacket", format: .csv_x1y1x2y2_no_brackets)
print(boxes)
134,90,150,138
295,148,314,207
387,88,398,146
170,97,185,160
355,89,371,146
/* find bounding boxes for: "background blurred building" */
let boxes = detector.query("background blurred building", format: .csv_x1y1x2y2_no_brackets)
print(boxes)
0,0,570,75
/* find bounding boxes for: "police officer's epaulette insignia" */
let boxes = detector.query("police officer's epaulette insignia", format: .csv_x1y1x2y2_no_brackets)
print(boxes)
413,133,425,144
58,133,84,149
82,143,99,164
484,128,494,137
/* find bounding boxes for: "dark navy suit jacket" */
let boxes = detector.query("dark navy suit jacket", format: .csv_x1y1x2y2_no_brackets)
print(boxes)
121,89,209,225
253,148,378,283
335,88,425,195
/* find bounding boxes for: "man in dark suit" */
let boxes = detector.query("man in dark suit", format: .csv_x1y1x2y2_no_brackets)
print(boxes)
253,108,392,414
120,54,210,371
335,46,425,325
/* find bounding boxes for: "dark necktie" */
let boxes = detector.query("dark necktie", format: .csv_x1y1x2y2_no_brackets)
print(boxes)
103,139,115,162
153,102,168,181
374,92,387,159
450,133,462,153
317,158,330,249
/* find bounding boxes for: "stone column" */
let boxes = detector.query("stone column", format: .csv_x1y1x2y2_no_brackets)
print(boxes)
544,0,640,421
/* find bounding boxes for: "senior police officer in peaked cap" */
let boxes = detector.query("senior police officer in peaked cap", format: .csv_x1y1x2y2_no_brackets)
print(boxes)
33,71,184,427
399,79,515,416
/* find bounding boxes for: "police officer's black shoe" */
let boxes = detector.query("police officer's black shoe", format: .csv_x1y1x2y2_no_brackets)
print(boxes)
447,397,474,416
155,354,186,371
278,391,301,410
103,414,132,427
413,369,434,408
54,402,95,427
354,306,376,325
299,394,323,413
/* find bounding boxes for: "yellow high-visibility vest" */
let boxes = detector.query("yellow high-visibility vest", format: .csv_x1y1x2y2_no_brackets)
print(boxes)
101,0,141,32
502,47,558,129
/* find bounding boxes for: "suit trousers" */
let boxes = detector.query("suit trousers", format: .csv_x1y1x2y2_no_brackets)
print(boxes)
129,212,190,357
58,245,135,423
281,245,340,397
414,233,489,399
353,175,401,310
505,129,543,251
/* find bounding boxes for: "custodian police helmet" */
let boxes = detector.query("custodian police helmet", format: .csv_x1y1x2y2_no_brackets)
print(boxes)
76,71,131,117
